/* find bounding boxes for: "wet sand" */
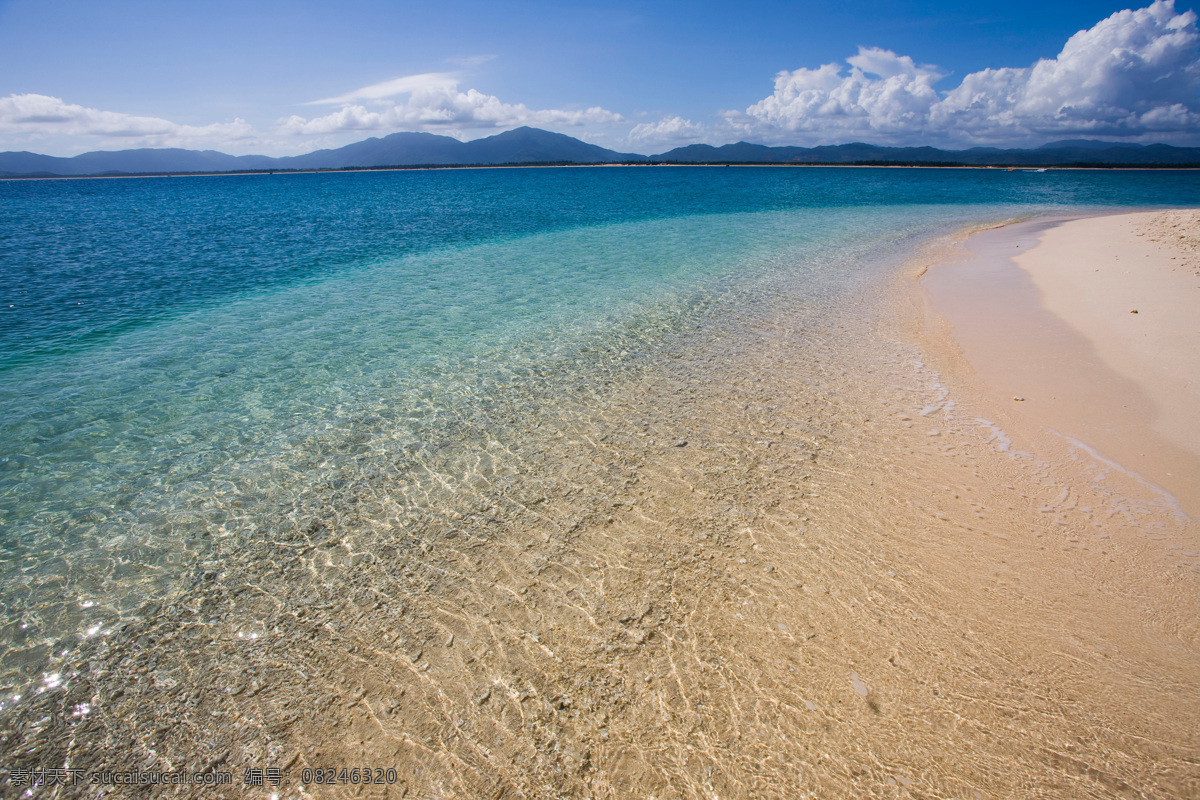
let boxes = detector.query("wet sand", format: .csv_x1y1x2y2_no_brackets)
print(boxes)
3,216,1199,798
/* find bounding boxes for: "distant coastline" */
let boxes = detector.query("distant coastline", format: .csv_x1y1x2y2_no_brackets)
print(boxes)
3,126,1199,179
5,161,1200,182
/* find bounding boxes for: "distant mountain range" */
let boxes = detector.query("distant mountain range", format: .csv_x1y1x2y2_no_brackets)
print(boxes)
2,127,1198,177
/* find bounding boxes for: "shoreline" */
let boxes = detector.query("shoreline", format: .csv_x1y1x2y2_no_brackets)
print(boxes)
920,209,1200,517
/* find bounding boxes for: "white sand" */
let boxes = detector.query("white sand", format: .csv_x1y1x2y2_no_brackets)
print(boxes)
923,210,1200,515
1016,211,1200,461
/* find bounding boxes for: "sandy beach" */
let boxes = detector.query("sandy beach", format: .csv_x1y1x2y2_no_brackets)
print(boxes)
922,209,1200,515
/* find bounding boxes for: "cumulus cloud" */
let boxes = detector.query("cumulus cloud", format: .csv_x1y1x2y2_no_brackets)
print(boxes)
283,74,624,136
0,93,263,149
628,115,709,146
732,0,1200,145
737,47,944,139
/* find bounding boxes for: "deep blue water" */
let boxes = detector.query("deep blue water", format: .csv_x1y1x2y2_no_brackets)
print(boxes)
0,165,1197,694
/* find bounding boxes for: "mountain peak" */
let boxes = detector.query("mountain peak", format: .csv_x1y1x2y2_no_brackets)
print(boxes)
488,126,574,141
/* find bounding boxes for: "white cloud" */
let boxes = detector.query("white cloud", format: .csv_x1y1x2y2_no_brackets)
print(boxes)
732,0,1200,145
737,46,944,139
628,115,709,146
306,73,461,105
282,76,624,136
0,93,294,154
0,93,258,145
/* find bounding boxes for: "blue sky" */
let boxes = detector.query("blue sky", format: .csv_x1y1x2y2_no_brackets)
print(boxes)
1,0,1197,156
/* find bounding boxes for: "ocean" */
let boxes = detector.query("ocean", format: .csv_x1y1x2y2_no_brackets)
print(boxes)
2,166,1199,794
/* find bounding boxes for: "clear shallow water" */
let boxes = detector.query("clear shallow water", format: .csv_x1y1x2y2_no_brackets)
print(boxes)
1,166,1198,694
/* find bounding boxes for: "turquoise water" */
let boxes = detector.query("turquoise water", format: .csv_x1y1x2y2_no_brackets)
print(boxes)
1,166,1198,694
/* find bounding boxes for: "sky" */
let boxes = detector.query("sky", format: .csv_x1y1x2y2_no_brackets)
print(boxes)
0,0,1198,156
